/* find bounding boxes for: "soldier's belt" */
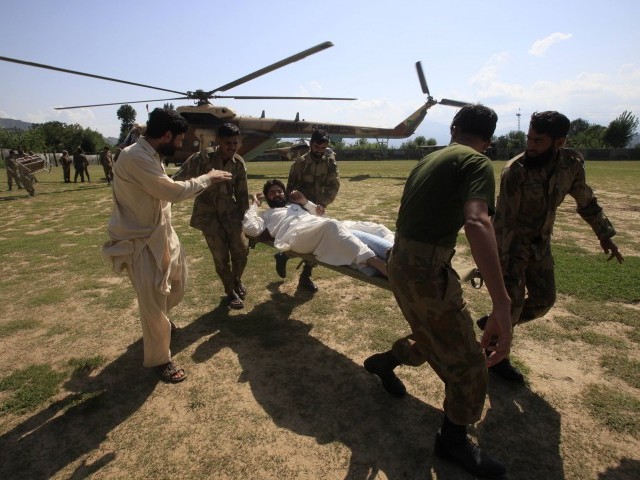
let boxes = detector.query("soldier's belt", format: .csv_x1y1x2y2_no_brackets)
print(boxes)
394,235,455,265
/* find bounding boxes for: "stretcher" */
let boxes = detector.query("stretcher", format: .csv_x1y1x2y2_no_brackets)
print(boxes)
249,234,483,291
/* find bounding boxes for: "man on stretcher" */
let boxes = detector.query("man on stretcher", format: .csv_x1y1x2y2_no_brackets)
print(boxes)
242,179,391,278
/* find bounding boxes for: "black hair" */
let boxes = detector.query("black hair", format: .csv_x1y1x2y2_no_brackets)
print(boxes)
145,108,189,138
450,104,498,141
311,128,329,144
218,123,241,138
529,111,570,140
262,179,286,197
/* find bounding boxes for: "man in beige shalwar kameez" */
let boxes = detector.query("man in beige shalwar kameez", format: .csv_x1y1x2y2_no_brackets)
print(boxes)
103,108,232,383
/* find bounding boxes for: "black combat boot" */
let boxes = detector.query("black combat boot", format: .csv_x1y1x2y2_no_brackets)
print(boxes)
298,263,318,292
434,417,507,478
476,315,525,384
363,351,406,398
489,357,525,384
274,252,289,279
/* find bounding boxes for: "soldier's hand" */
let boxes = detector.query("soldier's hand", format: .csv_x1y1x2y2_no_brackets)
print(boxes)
481,310,512,367
600,237,623,264
206,169,232,183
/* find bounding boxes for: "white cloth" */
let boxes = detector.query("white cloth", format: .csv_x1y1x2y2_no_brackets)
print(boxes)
243,203,376,266
102,137,212,367
103,137,211,294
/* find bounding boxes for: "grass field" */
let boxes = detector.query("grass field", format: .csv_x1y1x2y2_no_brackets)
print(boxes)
0,160,639,479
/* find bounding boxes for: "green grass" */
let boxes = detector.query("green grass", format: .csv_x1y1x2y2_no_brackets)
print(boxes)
1,160,640,479
583,384,640,435
0,364,66,415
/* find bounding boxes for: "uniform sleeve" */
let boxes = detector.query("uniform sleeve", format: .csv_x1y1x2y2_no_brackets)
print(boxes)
319,156,340,206
242,204,267,237
172,152,205,181
286,160,302,195
567,152,616,239
235,159,250,215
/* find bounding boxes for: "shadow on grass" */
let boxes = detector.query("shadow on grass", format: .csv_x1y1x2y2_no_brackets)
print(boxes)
0,281,564,479
0,340,156,479
598,457,640,479
480,379,564,480
190,282,564,479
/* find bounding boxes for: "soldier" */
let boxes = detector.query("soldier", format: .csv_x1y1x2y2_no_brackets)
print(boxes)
103,107,232,383
278,128,340,292
5,150,24,191
59,150,72,183
364,105,512,479
478,111,623,383
73,147,90,183
173,123,250,309
99,146,114,184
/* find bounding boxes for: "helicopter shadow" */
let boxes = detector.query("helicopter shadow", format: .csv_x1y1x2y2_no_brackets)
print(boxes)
191,281,485,479
598,457,640,479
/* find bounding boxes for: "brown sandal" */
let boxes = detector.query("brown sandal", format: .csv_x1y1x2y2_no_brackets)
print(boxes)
155,362,187,383
227,291,244,310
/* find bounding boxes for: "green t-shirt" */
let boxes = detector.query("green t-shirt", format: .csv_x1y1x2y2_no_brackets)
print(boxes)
396,143,496,248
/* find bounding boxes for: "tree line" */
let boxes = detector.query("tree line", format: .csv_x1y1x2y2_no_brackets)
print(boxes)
494,111,639,152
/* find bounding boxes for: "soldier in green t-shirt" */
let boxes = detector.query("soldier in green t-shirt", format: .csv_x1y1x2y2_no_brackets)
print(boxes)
365,105,512,479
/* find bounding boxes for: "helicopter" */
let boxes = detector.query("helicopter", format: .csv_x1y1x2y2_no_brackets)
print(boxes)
0,41,469,163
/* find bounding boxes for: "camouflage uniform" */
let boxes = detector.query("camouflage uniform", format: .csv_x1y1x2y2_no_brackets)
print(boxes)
173,150,249,294
493,148,617,326
286,149,340,207
389,144,496,425
99,150,114,184
59,153,72,183
73,153,89,182
5,152,23,190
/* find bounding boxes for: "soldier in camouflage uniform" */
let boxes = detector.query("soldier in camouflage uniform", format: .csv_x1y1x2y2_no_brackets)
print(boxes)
277,129,340,292
478,111,623,383
73,147,90,183
99,146,114,184
5,150,24,191
364,105,512,479
59,150,72,183
173,123,250,309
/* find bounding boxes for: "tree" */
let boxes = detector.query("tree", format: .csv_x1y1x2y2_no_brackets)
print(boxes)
494,130,525,153
117,104,137,144
567,124,606,149
603,111,639,148
569,118,591,137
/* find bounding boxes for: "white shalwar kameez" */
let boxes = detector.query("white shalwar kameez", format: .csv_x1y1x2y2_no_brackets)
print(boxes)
103,138,211,368
242,201,378,266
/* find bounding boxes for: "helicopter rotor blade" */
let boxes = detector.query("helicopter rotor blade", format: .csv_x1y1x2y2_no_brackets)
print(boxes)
439,98,471,107
209,41,334,95
0,55,188,96
415,61,430,96
54,97,188,110
214,95,357,101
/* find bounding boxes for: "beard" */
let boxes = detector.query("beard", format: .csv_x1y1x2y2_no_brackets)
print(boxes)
523,145,556,169
156,141,177,157
267,196,287,208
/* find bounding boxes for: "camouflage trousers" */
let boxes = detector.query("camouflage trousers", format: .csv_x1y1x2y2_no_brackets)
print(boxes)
203,221,249,294
388,236,487,425
503,245,556,326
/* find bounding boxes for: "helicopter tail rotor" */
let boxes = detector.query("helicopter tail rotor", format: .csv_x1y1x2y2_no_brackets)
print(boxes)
416,61,471,108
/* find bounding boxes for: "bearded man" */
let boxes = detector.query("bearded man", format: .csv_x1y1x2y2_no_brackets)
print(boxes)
480,111,623,383
281,129,340,292
103,108,232,383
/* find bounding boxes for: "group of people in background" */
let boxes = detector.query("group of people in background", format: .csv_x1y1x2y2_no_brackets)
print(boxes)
98,106,623,479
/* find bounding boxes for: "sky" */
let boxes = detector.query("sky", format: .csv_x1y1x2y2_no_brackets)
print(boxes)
1,0,639,145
